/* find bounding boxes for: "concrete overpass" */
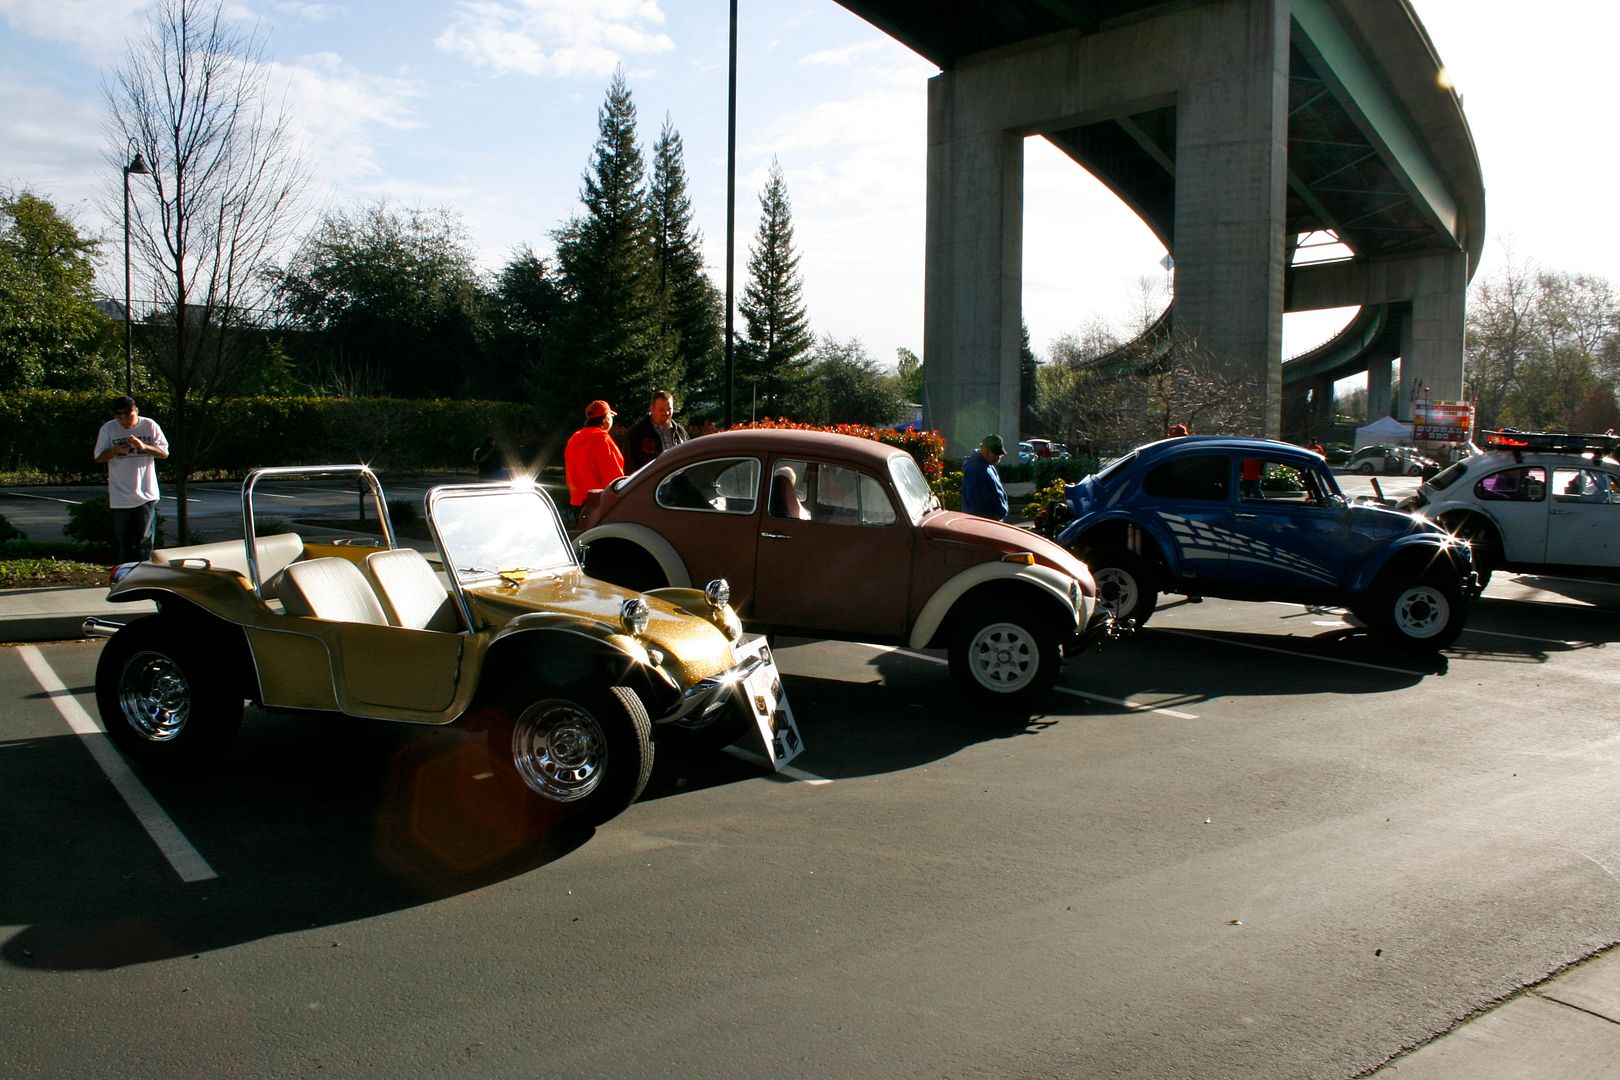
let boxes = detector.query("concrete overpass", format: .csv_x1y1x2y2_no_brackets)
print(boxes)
832,0,1485,449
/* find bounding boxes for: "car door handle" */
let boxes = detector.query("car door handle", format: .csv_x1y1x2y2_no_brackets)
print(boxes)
760,531,792,540
1550,509,1571,515
1234,512,1258,519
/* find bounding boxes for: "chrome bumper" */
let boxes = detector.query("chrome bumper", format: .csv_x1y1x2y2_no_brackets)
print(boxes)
660,653,768,727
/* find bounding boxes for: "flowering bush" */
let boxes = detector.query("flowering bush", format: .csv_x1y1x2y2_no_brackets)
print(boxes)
729,418,947,480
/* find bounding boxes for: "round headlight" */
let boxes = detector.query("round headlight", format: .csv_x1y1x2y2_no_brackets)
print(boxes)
620,597,651,637
704,578,731,610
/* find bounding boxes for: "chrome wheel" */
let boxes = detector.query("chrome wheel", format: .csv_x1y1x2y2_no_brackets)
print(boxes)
964,620,1041,694
510,700,609,802
1094,566,1140,619
117,650,191,743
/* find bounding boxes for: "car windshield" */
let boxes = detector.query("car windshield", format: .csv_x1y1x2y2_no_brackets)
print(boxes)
888,453,938,522
431,487,576,580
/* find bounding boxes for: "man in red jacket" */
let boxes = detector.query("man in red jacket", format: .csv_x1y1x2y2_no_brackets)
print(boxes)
564,399,625,521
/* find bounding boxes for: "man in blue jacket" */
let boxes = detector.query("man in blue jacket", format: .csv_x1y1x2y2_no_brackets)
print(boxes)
961,434,1008,521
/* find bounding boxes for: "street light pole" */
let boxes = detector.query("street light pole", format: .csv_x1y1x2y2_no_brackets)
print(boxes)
122,142,150,395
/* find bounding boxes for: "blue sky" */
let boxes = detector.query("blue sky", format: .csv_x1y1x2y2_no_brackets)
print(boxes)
1,0,1614,370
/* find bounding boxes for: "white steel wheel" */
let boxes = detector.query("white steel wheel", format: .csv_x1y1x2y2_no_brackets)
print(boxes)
1379,572,1466,649
948,602,1063,710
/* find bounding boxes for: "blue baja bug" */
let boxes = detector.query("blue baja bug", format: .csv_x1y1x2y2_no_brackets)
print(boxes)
1055,436,1480,649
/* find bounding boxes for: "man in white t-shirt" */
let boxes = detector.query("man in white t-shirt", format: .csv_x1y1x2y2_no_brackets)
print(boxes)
92,395,170,562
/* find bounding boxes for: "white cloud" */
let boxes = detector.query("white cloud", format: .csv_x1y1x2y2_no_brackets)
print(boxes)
0,0,147,61
274,52,422,185
270,1,345,21
799,39,889,68
434,0,673,79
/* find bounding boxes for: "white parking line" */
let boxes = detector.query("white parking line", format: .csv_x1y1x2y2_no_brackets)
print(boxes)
722,745,832,784
1152,627,1426,675
0,489,82,504
850,642,1200,719
18,646,218,883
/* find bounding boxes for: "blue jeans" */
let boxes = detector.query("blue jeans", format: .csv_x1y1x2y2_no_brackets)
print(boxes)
111,500,157,563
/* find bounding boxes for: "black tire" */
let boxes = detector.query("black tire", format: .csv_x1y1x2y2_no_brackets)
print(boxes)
947,600,1063,709
582,541,667,592
1449,515,1500,590
1375,569,1467,649
1358,462,1376,474
1087,549,1159,628
1406,464,1424,476
95,615,245,768
488,685,654,828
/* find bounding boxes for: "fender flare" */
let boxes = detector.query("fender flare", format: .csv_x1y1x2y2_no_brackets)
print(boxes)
1348,534,1468,595
1061,511,1179,582
908,563,1079,651
575,522,691,587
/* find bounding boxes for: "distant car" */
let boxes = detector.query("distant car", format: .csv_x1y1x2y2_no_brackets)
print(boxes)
577,429,1115,708
1026,438,1055,459
1055,435,1480,648
90,466,795,829
1345,445,1437,476
1017,441,1036,465
1401,429,1620,584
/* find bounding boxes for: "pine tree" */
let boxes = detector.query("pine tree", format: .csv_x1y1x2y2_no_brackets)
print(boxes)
553,68,675,414
738,159,814,418
649,116,723,415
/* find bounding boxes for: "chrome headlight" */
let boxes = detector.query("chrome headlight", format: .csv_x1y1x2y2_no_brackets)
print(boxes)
704,578,731,610
620,597,651,637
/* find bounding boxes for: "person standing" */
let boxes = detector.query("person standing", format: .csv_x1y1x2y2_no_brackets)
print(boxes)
564,399,626,520
92,394,170,563
621,389,689,473
960,434,1008,521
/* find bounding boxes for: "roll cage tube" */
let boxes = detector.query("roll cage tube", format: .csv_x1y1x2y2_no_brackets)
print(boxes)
241,465,396,598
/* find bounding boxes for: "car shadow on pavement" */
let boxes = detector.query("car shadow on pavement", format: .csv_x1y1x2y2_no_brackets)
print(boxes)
0,711,589,972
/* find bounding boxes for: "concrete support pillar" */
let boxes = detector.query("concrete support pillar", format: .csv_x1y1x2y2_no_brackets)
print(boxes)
1309,376,1336,438
923,74,1024,455
1366,350,1395,422
1402,250,1469,403
1171,0,1290,437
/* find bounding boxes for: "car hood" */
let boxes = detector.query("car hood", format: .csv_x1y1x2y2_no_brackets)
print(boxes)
921,511,1094,588
1346,499,1450,539
464,569,735,680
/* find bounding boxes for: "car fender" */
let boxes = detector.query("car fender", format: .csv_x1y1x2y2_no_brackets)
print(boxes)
908,562,1080,651
1060,511,1178,581
482,612,680,716
575,522,692,587
1347,532,1468,595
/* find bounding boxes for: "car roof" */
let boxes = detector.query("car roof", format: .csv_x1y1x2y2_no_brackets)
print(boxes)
647,428,907,469
1134,434,1316,459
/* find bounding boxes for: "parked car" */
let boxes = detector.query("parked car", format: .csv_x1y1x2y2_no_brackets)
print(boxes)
1055,435,1480,648
577,429,1115,708
1017,441,1036,465
1345,445,1437,476
89,466,798,830
1400,429,1620,585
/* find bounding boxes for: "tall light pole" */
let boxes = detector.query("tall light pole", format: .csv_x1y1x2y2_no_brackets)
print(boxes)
122,142,151,395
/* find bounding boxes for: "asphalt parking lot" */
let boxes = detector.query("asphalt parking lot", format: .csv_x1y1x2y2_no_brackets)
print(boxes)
4,560,1619,1078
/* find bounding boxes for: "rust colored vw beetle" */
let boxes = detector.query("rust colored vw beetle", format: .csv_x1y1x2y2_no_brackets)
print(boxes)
577,430,1115,708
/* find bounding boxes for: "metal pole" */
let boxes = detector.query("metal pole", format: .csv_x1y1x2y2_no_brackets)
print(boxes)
123,163,134,395
723,0,737,428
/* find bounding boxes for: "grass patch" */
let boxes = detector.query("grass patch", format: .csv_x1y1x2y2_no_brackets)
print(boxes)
0,557,108,588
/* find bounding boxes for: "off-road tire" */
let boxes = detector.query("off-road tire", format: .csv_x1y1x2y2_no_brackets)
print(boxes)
1087,549,1159,628
1376,569,1467,649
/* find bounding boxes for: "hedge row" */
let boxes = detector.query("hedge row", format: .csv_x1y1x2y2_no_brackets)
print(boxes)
0,390,549,481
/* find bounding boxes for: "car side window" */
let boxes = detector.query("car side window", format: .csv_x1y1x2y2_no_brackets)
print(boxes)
1553,467,1616,504
1236,458,1323,505
1475,466,1547,502
813,463,896,526
654,457,760,514
768,459,813,520
1142,454,1230,501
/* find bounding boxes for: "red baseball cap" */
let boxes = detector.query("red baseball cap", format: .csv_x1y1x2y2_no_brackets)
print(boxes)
585,399,615,419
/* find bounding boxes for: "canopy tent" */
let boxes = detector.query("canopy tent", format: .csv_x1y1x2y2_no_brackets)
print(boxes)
1353,415,1413,448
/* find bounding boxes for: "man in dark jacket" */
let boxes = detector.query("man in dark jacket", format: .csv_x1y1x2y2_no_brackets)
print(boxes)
960,434,1008,521
621,390,689,472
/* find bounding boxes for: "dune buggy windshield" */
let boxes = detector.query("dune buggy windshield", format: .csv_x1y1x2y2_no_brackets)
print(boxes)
431,487,577,582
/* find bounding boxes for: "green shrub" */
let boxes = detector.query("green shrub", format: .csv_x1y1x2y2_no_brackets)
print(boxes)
1032,457,1096,487
64,495,166,552
387,498,420,528
0,514,22,544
